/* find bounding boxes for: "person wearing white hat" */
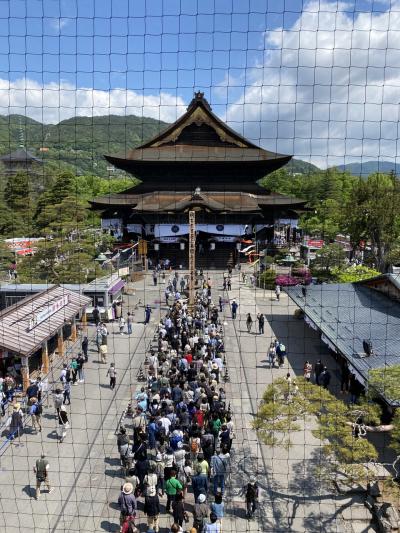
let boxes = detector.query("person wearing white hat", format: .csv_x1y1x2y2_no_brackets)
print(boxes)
193,493,209,531
144,483,160,532
118,482,137,532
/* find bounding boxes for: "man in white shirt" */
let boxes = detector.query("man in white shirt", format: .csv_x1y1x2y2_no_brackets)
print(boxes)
159,415,172,436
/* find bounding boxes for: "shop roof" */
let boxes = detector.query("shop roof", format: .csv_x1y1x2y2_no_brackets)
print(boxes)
286,282,400,406
84,274,125,293
0,285,91,356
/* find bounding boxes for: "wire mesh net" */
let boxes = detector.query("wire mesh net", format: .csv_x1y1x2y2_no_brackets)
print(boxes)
0,1,399,532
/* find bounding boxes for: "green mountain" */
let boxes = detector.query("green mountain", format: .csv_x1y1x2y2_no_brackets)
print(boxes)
286,158,320,175
0,113,321,179
0,114,168,177
335,160,399,177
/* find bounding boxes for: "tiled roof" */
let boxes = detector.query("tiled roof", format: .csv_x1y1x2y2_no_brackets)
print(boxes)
0,286,91,356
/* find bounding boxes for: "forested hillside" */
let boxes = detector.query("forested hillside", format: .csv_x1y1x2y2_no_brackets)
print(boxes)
0,114,168,178
0,113,319,178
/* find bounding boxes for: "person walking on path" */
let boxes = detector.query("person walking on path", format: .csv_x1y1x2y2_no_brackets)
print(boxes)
81,335,89,362
118,482,137,533
33,453,53,500
152,270,158,286
119,316,126,335
127,312,133,335
93,305,100,326
144,485,160,532
303,361,312,382
52,388,64,417
268,342,276,368
276,342,286,368
29,397,42,432
257,313,265,334
246,313,253,333
8,402,23,442
241,478,259,519
77,352,85,382
70,358,78,385
145,305,152,325
275,284,281,301
63,380,71,405
227,277,232,290
172,491,187,527
100,342,108,364
107,363,117,390
193,494,209,532
314,359,324,385
204,512,221,532
231,299,238,319
165,469,183,513
210,448,229,496
58,405,69,442
211,492,224,530
320,366,331,390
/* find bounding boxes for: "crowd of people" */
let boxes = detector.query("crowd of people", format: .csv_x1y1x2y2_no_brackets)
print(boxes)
113,276,258,532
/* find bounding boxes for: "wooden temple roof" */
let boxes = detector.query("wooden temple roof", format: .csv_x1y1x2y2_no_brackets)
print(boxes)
104,92,291,190
90,190,307,214
0,147,42,164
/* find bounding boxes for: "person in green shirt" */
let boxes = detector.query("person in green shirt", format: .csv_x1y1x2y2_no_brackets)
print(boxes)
165,469,182,513
70,358,78,385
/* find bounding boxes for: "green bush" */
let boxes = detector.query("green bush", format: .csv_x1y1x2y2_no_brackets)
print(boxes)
331,265,380,283
263,255,275,266
258,269,276,289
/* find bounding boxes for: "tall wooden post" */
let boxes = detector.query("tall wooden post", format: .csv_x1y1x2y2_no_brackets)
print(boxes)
188,210,196,308
41,342,49,374
21,356,29,392
70,318,77,342
57,329,64,357
81,308,88,334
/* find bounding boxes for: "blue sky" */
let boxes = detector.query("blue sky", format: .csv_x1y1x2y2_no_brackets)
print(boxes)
0,0,398,167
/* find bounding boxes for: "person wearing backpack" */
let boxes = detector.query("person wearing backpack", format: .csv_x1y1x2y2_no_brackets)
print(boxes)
241,478,259,519
165,469,183,513
29,397,42,432
33,453,53,500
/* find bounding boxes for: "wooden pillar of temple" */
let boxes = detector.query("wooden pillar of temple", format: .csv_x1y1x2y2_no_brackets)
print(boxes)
70,318,77,342
81,308,87,333
57,329,64,357
21,356,29,392
41,342,49,374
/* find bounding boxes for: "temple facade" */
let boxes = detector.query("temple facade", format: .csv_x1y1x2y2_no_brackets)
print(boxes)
91,92,306,268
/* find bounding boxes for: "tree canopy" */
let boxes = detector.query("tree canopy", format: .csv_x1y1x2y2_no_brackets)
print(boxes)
253,377,380,476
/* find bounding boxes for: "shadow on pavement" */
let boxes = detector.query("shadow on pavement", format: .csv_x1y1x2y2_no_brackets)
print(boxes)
22,484,36,498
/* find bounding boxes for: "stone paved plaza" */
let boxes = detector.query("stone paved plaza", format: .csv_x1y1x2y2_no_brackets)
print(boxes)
0,269,374,532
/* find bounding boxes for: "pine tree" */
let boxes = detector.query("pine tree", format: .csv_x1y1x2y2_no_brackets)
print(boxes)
4,171,31,210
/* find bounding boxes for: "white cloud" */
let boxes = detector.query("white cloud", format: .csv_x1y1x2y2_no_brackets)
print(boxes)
49,18,69,31
0,78,186,124
225,0,400,167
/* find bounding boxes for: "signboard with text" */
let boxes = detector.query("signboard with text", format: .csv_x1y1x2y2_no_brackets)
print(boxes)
28,295,69,331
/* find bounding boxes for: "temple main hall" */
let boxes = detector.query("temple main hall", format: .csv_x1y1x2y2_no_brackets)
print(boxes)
91,92,306,268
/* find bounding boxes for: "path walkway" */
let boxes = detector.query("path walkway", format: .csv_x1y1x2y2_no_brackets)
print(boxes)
0,269,374,532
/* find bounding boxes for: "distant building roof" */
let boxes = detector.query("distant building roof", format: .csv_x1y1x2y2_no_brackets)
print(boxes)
0,285,91,356
0,148,42,164
286,281,400,406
